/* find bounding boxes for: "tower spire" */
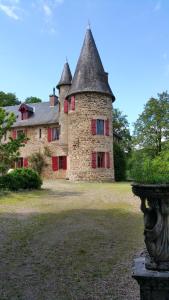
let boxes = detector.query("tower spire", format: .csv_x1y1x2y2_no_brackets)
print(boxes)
67,28,115,101
56,61,72,89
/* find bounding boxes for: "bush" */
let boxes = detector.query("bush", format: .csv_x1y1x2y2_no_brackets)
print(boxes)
0,168,42,191
131,150,169,184
114,143,126,181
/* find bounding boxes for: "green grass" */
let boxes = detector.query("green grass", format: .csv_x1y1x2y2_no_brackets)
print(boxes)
0,181,143,300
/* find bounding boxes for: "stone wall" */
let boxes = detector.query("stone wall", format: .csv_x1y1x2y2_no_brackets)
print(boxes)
14,125,67,179
67,92,114,181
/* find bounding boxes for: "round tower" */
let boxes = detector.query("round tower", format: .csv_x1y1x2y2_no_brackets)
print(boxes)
56,61,72,147
67,29,115,181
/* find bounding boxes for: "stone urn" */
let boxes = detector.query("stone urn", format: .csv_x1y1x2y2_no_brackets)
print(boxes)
132,183,169,271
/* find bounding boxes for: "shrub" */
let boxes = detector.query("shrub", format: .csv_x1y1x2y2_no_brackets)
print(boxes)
0,168,42,191
114,143,126,181
131,151,169,184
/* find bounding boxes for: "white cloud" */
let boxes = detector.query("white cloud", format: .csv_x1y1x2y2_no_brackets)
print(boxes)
0,3,19,20
43,3,52,16
154,1,161,11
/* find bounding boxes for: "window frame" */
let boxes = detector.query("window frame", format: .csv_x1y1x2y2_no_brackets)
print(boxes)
96,119,105,135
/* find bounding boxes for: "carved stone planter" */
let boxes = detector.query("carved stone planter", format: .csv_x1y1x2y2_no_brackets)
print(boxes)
132,183,169,271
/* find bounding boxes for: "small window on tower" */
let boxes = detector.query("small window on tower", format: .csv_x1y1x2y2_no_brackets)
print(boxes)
39,128,42,139
97,152,105,168
96,120,104,135
17,130,24,137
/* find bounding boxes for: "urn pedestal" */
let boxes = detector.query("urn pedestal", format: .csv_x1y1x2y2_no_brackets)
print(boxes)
132,183,169,300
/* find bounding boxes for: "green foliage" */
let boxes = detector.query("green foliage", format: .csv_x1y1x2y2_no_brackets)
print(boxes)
29,152,47,175
114,142,126,181
0,91,20,107
130,149,169,184
0,168,42,191
133,91,169,156
0,108,27,174
25,97,42,104
113,108,132,153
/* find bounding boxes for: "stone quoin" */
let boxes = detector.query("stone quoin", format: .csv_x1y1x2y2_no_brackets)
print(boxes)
3,28,116,181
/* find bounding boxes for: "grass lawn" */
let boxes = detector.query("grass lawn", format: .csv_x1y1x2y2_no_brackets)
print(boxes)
0,181,143,300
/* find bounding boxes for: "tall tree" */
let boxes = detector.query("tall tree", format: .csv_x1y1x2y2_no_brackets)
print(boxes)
133,91,169,156
113,108,132,153
0,108,26,174
0,91,20,107
25,97,42,104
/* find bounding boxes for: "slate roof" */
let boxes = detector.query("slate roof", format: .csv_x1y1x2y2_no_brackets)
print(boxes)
4,102,59,128
57,62,72,89
67,29,115,101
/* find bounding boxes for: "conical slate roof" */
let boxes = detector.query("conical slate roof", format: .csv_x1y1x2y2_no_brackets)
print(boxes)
67,29,115,101
57,62,72,89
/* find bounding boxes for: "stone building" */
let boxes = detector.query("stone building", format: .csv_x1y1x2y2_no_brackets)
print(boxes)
4,28,116,181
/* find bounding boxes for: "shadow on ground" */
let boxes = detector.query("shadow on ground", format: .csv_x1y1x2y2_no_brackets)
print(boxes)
0,208,143,300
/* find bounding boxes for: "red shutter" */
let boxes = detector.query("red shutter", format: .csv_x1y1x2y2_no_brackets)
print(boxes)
12,130,17,140
92,152,97,169
52,156,58,171
48,128,52,142
63,156,67,170
91,119,96,135
106,152,110,168
64,99,68,113
71,96,75,111
105,119,109,136
23,158,28,168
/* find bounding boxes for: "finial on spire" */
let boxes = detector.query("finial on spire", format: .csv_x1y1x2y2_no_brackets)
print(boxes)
53,87,55,95
66,56,68,63
87,20,91,29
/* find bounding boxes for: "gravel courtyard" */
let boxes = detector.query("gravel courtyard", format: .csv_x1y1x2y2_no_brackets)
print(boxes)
0,180,143,300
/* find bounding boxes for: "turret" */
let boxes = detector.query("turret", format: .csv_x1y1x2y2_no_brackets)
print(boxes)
56,62,72,147
67,28,115,181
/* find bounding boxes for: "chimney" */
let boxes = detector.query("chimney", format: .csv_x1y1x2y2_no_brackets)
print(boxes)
49,87,58,107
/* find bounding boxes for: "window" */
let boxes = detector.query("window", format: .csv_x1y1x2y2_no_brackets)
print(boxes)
52,156,67,171
52,127,60,141
17,157,23,168
92,152,110,169
97,152,105,168
17,130,24,137
91,119,109,136
39,128,42,139
97,120,104,135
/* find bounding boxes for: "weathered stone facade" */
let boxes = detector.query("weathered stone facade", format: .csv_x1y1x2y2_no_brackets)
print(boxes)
4,28,116,182
68,93,114,181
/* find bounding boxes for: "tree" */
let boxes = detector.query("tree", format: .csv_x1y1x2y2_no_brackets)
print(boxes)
0,91,20,107
114,143,126,181
0,108,26,175
25,97,42,104
133,91,169,156
113,108,132,153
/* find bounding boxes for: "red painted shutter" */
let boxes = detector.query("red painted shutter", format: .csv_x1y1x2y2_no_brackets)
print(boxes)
48,128,52,142
23,158,28,168
106,152,110,168
71,96,75,111
92,152,97,169
52,156,58,171
12,130,17,140
64,99,68,113
105,119,109,136
63,156,67,170
91,119,96,135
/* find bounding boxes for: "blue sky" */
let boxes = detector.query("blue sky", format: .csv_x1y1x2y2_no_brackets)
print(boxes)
0,0,169,130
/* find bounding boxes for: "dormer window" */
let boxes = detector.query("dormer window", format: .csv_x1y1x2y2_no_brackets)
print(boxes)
19,104,34,120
